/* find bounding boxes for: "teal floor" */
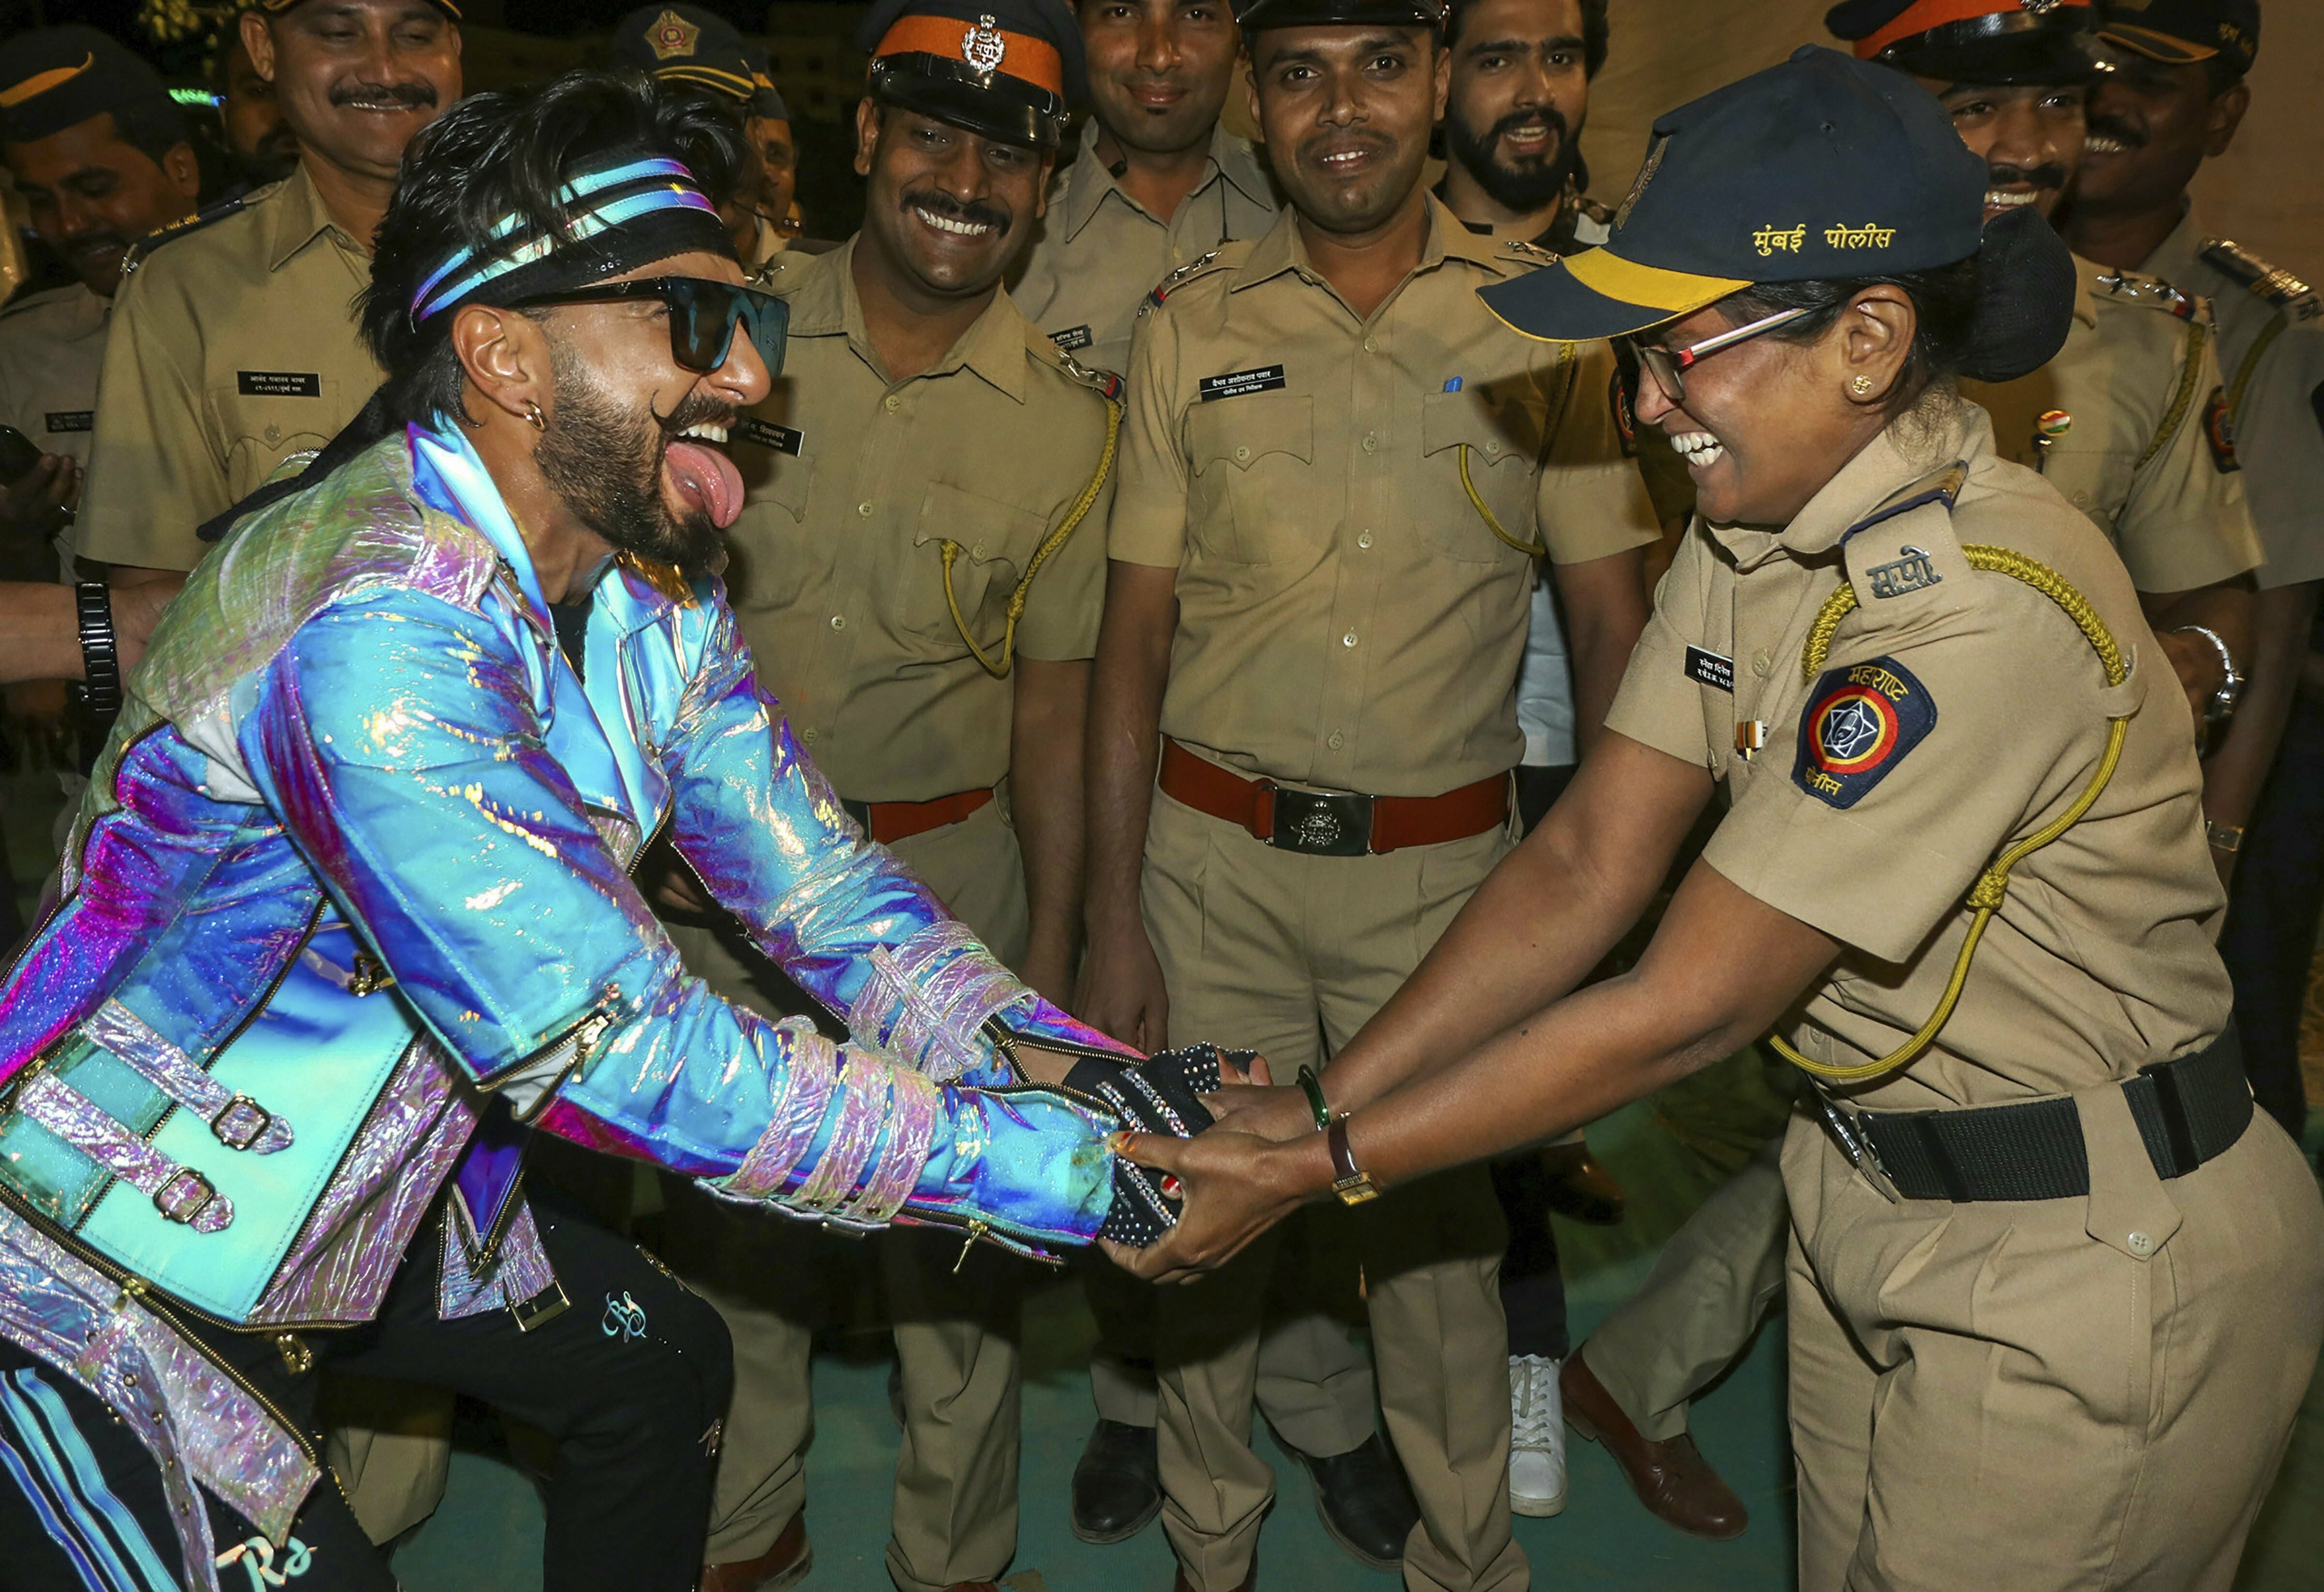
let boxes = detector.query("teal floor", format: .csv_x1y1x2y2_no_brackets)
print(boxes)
385,1050,2324,1592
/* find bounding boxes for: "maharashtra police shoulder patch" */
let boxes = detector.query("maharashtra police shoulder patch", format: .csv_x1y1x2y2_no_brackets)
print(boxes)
1792,656,1936,810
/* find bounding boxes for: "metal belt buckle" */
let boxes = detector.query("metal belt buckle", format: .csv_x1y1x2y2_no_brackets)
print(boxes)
211,1094,272,1151
1266,784,1373,857
509,1279,570,1333
153,1168,218,1226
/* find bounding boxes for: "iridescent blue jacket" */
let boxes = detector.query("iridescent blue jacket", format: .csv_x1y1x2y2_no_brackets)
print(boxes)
0,422,1136,1355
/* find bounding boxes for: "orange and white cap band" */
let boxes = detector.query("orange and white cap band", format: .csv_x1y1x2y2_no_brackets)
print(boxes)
1853,0,2092,59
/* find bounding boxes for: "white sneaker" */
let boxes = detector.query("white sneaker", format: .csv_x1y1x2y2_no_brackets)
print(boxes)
1508,1354,1568,1517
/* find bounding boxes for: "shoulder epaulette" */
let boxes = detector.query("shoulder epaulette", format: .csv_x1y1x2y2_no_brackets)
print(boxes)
1500,238,1561,266
118,193,250,280
1838,459,1968,548
1145,249,1224,309
1037,338,1125,403
2198,237,2320,323
2091,267,2198,321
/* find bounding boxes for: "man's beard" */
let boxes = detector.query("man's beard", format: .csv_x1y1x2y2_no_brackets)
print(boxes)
535,337,727,579
1445,106,1581,216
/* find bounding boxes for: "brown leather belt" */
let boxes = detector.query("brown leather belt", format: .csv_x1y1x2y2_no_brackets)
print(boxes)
841,787,994,844
1159,739,1509,857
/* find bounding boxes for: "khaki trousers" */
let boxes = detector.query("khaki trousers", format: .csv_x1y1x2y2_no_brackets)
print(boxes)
1142,792,1527,1592
1782,1101,2324,1591
1578,1134,1789,1441
323,1378,454,1544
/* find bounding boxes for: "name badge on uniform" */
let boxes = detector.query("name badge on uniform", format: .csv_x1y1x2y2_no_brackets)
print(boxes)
734,418,803,455
1792,656,1936,810
44,411,93,434
1683,645,1734,693
1198,366,1287,402
237,371,321,398
1049,324,1093,352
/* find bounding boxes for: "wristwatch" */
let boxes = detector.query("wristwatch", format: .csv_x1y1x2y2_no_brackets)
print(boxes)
74,581,122,717
1325,1117,1378,1205
2169,624,2244,726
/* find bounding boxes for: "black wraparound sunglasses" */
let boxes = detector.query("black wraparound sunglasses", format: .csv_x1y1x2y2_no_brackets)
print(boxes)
508,277,789,377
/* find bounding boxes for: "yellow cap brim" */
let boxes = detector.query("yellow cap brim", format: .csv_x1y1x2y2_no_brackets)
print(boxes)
2096,24,2218,64
1479,247,1750,343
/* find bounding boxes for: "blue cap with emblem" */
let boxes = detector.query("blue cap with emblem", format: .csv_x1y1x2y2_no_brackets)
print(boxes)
612,5,762,106
2099,0,2260,77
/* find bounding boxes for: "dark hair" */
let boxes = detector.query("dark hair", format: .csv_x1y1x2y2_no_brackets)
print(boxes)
1719,259,1982,419
360,70,747,428
1445,0,1609,77
106,95,192,167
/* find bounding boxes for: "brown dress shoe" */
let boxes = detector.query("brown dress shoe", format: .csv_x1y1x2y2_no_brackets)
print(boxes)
1536,1140,1626,1226
700,1510,812,1592
1560,1355,1747,1540
1170,1550,1256,1592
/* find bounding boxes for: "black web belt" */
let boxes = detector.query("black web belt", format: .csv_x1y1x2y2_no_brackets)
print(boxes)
1813,1028,2253,1203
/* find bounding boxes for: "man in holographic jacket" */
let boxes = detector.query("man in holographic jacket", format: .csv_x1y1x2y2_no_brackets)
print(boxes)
0,74,1209,1592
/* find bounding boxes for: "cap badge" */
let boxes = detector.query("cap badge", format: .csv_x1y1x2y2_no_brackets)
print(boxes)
963,14,1008,77
648,9,702,60
2020,0,2063,15
1613,136,1666,230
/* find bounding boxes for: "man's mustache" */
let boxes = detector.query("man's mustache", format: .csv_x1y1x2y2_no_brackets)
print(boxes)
2084,112,2145,151
1986,160,2070,192
330,79,438,110
901,186,1012,234
656,391,741,438
1488,106,1568,155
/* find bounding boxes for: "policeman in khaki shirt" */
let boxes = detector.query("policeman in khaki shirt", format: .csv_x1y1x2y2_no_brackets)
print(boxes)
2064,0,2324,1149
1107,48,2324,1591
1009,0,1277,377
76,0,462,580
657,5,1121,1590
1082,0,1656,1585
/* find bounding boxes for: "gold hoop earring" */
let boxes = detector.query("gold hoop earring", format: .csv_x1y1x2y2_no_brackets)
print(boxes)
524,400,547,432
1850,374,1876,398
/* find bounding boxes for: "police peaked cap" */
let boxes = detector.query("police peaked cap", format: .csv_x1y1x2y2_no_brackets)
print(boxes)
612,5,759,107
1825,0,2110,84
0,25,182,146
1233,0,1450,33
856,0,1085,150
2099,0,2260,77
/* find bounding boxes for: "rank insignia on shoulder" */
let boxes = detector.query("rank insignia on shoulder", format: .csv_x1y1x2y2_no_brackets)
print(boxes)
2202,387,2240,473
1055,347,1124,402
1500,238,1560,266
2199,238,2320,323
1792,656,1935,810
1147,249,1222,308
2095,269,2196,321
1865,544,1942,599
119,192,250,277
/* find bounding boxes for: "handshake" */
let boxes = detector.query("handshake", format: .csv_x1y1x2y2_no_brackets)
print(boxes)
1060,1043,1259,1248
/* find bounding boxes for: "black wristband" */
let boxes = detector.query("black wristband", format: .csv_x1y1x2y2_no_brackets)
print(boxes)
75,582,122,716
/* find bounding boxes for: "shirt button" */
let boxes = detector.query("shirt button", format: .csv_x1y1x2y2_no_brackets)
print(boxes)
1327,731,1345,749
1362,337,1377,354
1357,529,1374,549
857,502,874,518
1235,445,1251,462
1342,631,1358,648
883,395,901,413
2126,1230,2156,1256
1752,650,1774,677
263,424,280,444
972,541,988,558
830,615,847,630
1483,440,1501,455
802,728,818,743
1361,433,1378,454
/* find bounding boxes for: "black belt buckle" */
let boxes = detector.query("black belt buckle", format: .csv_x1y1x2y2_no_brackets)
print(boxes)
1265,784,1372,857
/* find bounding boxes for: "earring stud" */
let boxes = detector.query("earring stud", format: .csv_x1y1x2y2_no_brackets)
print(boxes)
1850,374,1876,397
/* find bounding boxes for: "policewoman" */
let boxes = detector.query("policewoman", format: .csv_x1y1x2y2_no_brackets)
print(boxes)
1111,46,2324,1589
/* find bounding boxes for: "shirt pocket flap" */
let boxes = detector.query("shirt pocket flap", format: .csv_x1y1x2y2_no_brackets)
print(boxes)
1422,387,1537,465
1187,394,1314,475
911,481,1046,564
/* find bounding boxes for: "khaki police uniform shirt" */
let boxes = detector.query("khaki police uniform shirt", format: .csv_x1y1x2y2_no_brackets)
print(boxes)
1109,197,1661,797
2144,211,2324,591
77,164,380,572
0,283,106,474
1607,403,2230,1115
1962,253,2261,594
724,240,1116,802
1009,121,1277,378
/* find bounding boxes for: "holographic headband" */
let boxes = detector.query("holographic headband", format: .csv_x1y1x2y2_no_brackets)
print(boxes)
409,150,734,325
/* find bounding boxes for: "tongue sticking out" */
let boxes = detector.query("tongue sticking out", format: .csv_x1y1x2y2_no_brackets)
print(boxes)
664,440,745,529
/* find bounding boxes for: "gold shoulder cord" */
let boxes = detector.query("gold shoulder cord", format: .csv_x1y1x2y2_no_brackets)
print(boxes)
2224,312,2287,424
938,395,1123,680
1772,544,2132,1085
1460,342,1579,557
2135,316,2211,470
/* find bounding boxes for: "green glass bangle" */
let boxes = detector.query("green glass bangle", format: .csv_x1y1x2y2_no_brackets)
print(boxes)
1295,1064,1332,1132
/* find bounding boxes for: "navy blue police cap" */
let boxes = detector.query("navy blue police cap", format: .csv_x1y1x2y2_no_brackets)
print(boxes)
1825,0,2110,85
612,6,761,106
856,0,1085,150
1480,46,1988,342
1234,0,1450,34
2100,0,2260,77
0,25,183,146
